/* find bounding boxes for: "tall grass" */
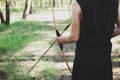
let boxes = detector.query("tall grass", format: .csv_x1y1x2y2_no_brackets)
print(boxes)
0,20,54,79
0,20,53,55
43,64,59,80
2,59,33,80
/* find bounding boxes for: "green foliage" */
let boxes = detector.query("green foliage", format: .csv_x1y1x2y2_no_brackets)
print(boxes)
112,55,120,61
2,59,32,80
10,8,20,13
43,65,58,80
118,40,120,44
3,60,17,80
32,6,49,13
61,18,71,24
0,34,29,54
0,20,54,79
112,48,120,61
0,24,8,31
0,20,53,55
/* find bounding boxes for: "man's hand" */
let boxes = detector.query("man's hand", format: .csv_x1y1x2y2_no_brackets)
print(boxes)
56,37,64,44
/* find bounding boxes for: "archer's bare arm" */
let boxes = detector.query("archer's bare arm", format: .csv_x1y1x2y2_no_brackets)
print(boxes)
57,1,82,44
112,6,120,38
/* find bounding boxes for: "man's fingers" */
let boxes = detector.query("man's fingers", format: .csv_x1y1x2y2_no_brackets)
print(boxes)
56,37,62,44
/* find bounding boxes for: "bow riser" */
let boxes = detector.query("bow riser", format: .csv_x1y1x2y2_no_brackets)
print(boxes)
56,29,63,51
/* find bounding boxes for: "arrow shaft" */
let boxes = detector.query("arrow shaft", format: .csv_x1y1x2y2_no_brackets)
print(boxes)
26,24,70,75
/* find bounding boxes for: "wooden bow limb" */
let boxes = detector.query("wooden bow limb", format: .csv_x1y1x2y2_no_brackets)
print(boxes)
51,0,72,74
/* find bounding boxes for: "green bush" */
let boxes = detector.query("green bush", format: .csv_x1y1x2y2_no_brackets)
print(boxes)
43,65,58,80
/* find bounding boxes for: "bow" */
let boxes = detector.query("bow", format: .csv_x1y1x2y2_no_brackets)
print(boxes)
26,0,71,76
51,0,72,74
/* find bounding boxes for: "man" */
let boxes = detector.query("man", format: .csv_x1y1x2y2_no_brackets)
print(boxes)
57,0,120,80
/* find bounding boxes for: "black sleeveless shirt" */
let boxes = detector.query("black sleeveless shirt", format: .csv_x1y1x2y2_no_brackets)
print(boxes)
72,1,118,80
76,0,118,51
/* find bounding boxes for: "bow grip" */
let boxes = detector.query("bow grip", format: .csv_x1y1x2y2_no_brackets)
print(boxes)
56,30,63,51
56,29,60,37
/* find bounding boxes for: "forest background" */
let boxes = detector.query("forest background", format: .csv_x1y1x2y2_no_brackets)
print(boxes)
0,0,120,80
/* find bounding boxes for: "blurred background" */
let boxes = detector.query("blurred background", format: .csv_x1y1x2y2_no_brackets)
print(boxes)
0,0,120,80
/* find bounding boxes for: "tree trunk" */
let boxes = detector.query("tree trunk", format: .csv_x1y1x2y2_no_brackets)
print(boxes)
10,0,16,7
69,0,72,5
0,9,5,24
22,0,32,19
30,2,32,14
40,0,42,7
13,0,16,6
49,0,51,6
56,0,58,7
6,0,10,25
11,0,16,7
53,0,55,7
61,0,63,7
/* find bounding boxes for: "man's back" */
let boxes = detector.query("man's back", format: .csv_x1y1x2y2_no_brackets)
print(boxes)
76,0,118,47
73,0,118,80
